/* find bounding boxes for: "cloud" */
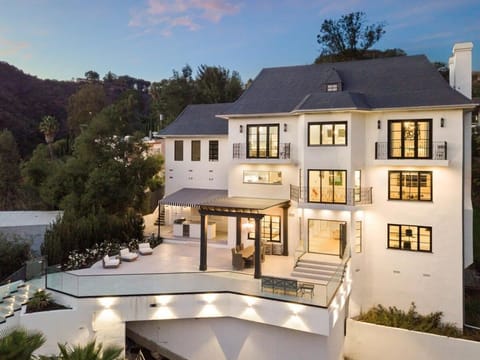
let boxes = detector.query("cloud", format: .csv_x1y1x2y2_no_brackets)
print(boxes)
0,34,30,57
129,0,241,35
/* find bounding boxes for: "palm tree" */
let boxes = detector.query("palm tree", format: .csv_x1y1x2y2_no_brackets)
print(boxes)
57,339,123,360
39,115,59,159
0,327,46,360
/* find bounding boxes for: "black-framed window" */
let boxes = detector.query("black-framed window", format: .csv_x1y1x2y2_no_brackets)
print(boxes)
174,140,183,161
389,171,432,201
248,215,281,242
308,169,347,204
247,124,279,158
191,140,200,161
209,140,219,161
308,122,347,146
387,224,432,252
388,119,432,159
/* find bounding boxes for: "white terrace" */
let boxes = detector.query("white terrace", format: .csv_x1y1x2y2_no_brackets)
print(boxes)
45,239,347,308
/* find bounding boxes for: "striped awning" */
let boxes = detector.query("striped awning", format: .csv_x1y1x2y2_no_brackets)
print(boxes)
159,188,228,208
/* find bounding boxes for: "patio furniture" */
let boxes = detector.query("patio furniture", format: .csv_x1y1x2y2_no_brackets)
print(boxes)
119,248,138,262
138,242,153,255
102,255,120,268
297,282,315,298
231,248,245,270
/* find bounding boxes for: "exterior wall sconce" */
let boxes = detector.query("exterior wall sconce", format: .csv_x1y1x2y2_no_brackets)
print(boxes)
441,118,445,128
240,125,243,133
284,123,288,132
377,120,381,129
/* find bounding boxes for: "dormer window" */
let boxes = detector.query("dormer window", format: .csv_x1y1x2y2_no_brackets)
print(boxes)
326,83,339,92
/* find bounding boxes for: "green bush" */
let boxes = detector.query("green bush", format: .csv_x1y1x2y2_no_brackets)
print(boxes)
42,207,144,265
0,233,31,281
357,303,462,337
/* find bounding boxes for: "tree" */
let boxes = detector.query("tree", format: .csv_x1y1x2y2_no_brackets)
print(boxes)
67,83,107,137
39,115,59,160
315,12,386,62
84,70,100,81
0,327,45,360
150,65,195,128
194,65,243,103
0,130,22,210
0,233,31,281
56,339,123,360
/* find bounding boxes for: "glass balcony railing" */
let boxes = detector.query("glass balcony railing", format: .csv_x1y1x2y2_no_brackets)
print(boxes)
45,261,349,308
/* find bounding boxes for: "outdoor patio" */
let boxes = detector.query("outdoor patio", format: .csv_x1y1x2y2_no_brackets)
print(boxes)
71,241,298,279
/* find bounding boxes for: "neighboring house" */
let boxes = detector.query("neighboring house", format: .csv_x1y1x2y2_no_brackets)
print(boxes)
0,211,62,255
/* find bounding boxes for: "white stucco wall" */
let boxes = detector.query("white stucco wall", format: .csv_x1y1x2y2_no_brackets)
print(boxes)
343,319,480,360
163,136,229,196
128,315,344,360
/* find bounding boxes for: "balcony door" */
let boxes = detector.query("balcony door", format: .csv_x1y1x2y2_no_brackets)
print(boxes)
388,119,432,159
308,219,346,257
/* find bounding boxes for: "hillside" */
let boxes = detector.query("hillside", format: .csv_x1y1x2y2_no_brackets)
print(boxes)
0,61,79,157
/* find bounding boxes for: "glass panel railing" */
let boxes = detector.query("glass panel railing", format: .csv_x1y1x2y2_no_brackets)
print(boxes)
325,252,350,306
46,269,336,307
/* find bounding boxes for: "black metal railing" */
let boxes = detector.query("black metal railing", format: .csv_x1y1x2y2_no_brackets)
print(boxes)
375,141,447,160
290,185,372,205
232,143,291,160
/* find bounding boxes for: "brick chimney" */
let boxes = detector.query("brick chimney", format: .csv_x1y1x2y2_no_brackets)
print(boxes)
449,42,474,99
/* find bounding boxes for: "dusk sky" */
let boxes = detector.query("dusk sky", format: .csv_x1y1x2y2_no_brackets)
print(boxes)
1,0,479,83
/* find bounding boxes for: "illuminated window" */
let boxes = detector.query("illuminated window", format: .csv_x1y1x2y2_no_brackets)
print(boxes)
243,170,282,185
387,224,432,252
308,122,347,146
308,169,346,204
355,221,362,253
247,124,279,158
388,119,432,159
326,83,339,92
388,171,432,201
248,215,281,242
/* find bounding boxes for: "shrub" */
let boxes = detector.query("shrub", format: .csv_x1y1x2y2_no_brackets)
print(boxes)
0,233,31,281
357,303,462,337
26,290,53,312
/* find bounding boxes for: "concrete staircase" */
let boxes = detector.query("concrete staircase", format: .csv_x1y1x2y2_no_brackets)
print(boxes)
154,205,165,227
0,281,40,324
291,257,343,283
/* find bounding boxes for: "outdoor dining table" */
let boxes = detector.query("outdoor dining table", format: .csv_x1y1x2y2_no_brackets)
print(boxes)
240,245,255,259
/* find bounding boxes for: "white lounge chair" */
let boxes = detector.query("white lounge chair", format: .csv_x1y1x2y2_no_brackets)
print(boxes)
138,242,153,255
102,255,120,268
119,248,138,262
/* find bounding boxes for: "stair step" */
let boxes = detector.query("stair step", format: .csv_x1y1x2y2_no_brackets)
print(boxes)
297,259,340,267
295,262,339,271
290,271,330,282
294,266,336,276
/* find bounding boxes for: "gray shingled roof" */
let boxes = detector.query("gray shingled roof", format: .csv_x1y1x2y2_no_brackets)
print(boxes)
160,103,231,136
226,55,472,115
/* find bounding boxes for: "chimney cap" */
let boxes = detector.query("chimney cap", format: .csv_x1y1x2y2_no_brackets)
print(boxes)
453,42,474,53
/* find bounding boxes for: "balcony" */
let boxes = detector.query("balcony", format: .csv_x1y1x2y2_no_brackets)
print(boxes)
232,143,291,162
375,141,447,161
290,185,373,206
